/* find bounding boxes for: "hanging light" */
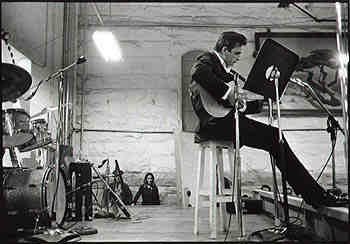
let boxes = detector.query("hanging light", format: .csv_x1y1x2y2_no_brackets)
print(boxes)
92,31,123,62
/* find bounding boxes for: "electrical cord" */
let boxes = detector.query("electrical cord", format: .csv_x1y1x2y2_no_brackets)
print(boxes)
293,128,337,221
238,135,337,242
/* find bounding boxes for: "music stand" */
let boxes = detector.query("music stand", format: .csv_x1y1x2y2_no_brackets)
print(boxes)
243,39,299,239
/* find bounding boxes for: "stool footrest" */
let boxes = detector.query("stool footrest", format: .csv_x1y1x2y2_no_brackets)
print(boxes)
199,191,234,203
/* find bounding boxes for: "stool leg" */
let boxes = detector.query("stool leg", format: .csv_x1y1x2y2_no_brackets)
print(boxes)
209,143,217,239
194,145,205,235
216,147,227,232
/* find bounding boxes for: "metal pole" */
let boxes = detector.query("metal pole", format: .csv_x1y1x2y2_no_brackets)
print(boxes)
79,3,88,160
335,2,348,176
53,72,65,227
268,98,281,227
233,73,244,239
331,139,337,189
274,69,290,230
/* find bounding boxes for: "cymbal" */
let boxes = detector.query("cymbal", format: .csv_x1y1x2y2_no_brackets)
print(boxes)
31,106,58,119
1,63,32,102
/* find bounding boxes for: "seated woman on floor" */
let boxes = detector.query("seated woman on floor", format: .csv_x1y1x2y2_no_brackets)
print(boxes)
132,172,160,205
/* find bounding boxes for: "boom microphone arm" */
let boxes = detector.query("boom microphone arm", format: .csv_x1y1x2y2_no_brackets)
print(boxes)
290,77,344,135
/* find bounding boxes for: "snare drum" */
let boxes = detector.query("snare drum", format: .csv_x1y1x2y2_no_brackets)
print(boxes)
3,167,67,231
18,119,53,152
2,109,33,148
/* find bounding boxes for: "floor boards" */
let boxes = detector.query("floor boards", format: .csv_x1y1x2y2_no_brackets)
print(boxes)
77,204,275,242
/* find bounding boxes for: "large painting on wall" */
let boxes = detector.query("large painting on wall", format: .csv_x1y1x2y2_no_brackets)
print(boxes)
254,32,343,116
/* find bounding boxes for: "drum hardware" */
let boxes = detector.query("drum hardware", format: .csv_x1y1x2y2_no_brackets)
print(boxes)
37,56,87,237
2,167,67,232
18,137,54,153
30,106,58,120
9,55,89,239
8,147,22,167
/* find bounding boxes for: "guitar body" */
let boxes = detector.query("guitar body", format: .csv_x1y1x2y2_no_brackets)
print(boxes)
198,85,232,118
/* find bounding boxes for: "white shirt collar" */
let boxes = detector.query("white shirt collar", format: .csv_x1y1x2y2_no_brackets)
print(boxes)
213,50,231,73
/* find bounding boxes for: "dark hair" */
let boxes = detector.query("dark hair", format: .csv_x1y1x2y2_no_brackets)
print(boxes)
214,31,247,52
144,172,156,185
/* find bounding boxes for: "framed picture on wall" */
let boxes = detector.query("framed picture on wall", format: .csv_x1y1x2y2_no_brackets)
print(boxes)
254,32,343,117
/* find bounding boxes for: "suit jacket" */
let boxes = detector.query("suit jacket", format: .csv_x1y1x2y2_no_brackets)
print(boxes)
189,51,262,132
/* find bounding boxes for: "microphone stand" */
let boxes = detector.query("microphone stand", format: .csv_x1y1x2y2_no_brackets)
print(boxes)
290,78,345,191
267,98,281,227
34,57,87,241
249,67,290,242
232,73,245,240
272,67,290,234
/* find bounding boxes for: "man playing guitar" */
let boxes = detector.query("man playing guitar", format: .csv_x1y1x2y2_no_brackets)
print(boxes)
189,31,347,209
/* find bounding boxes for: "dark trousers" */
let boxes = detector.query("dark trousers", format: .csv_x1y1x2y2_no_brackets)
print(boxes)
70,163,93,220
199,112,326,205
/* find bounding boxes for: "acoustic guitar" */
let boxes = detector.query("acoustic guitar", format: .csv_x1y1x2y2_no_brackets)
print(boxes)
196,80,264,118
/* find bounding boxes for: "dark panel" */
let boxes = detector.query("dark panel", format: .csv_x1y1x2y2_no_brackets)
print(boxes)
181,50,204,132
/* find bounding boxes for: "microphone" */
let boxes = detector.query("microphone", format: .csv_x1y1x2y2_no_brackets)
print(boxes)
76,56,87,64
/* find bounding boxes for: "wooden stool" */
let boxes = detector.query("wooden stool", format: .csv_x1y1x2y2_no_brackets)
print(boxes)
193,140,236,239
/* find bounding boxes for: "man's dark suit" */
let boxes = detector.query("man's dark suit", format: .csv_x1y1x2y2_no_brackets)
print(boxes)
189,51,329,207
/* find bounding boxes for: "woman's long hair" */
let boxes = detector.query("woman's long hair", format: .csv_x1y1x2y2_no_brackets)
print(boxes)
143,172,156,187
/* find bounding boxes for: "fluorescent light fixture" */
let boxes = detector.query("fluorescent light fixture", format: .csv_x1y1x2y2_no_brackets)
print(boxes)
93,31,122,62
338,52,349,66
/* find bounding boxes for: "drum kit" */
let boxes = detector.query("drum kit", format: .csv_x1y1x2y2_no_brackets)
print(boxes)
2,62,67,233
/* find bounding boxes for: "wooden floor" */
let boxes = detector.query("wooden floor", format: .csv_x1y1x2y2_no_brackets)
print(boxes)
69,204,277,242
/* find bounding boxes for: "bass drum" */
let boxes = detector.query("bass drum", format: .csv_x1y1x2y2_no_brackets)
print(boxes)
3,167,67,231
